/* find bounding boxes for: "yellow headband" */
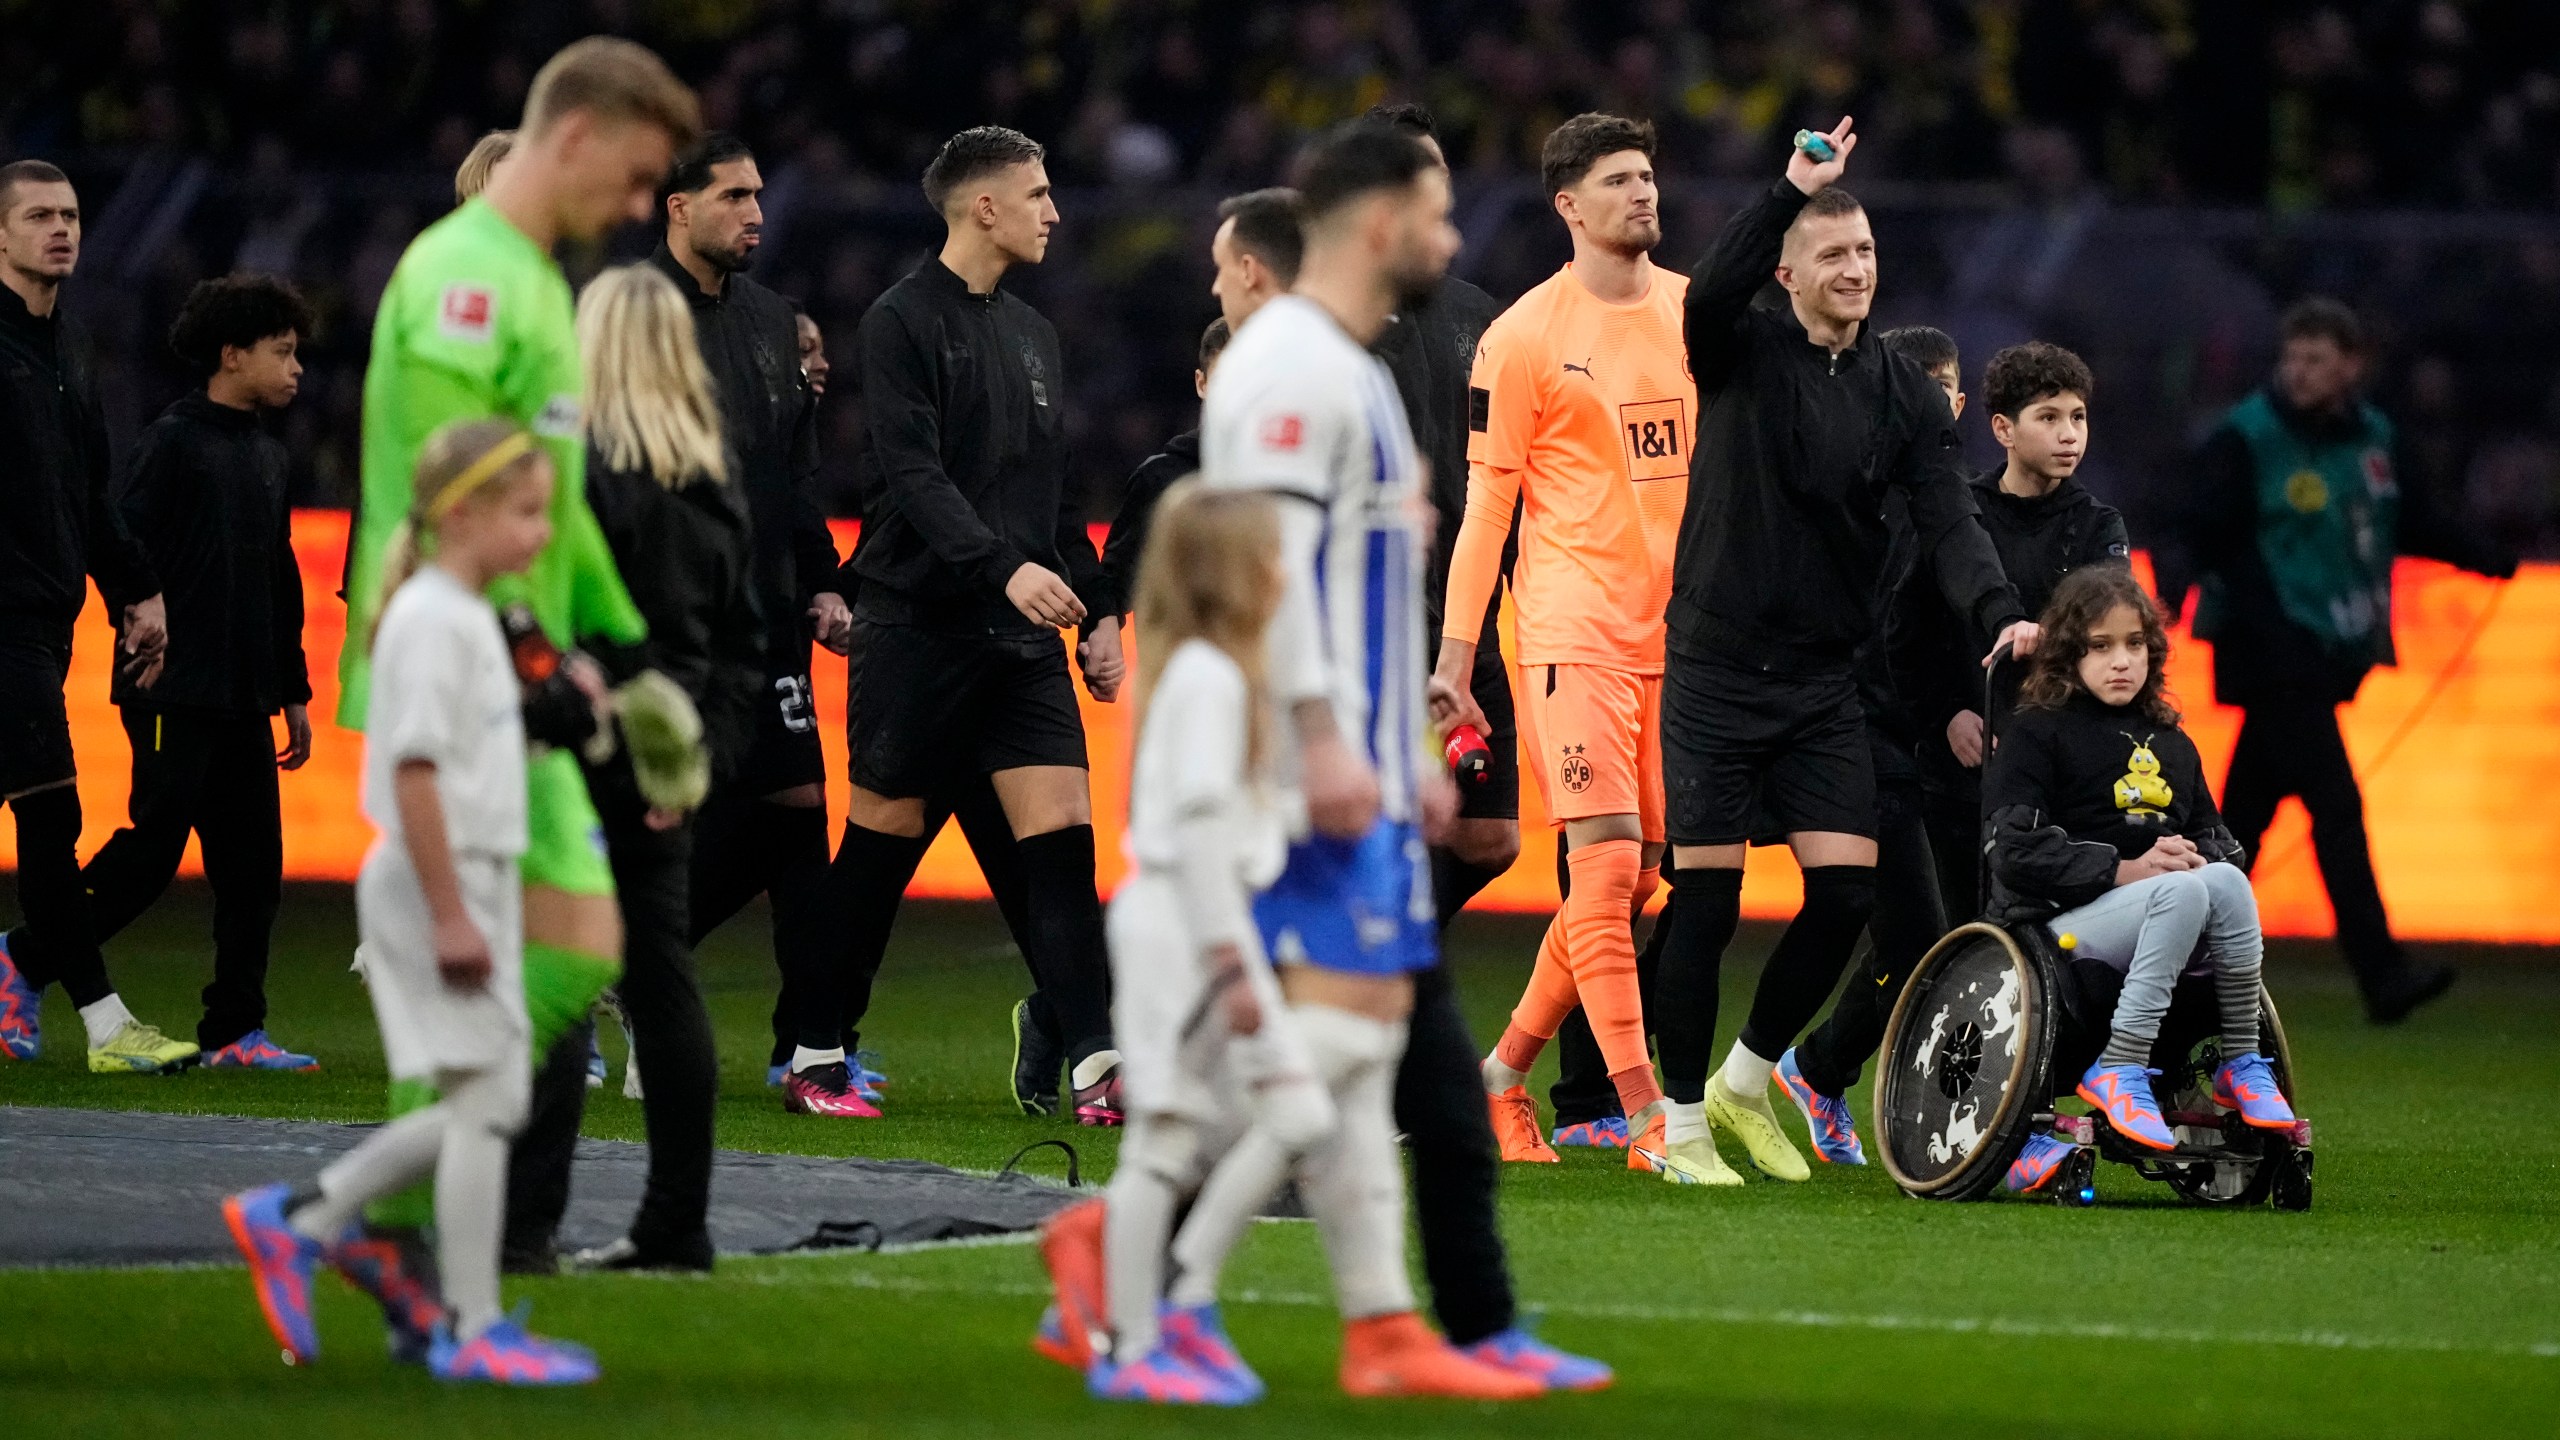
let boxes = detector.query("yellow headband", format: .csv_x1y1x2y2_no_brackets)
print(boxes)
424,431,537,522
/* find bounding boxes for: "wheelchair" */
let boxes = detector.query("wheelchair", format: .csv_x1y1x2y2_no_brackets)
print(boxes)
1872,919,2313,1210
1871,645,2313,1209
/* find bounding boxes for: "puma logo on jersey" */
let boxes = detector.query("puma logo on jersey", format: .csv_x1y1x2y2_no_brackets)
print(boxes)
1562,358,1594,378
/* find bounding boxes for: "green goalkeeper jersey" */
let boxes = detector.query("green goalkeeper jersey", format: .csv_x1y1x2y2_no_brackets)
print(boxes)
338,197,645,729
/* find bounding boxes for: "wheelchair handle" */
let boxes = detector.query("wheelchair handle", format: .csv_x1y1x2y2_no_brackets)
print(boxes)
1974,638,2030,905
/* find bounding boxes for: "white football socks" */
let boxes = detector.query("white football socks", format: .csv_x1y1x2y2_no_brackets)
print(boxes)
1070,1048,1121,1092
1718,1041,1778,1101
1665,1098,1710,1145
77,994,137,1049
790,1045,845,1074
1480,1053,1528,1095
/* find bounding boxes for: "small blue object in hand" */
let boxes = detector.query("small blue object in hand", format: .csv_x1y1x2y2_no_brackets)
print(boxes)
1792,129,1836,163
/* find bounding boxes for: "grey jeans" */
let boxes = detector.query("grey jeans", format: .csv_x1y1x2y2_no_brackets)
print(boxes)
2047,862,2264,1060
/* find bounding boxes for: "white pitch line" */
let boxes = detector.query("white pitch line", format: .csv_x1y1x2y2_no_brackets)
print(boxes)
721,1265,2560,1361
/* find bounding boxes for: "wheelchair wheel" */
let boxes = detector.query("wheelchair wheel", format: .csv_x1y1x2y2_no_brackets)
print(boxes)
1875,923,2056,1201
2152,986,2301,1207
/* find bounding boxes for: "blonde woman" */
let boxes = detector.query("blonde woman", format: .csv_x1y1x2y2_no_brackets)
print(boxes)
519,262,760,1274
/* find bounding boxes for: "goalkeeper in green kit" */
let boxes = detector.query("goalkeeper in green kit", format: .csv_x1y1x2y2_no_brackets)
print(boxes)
332,37,700,1348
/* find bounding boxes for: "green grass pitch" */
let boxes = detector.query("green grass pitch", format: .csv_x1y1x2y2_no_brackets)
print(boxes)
4,883,2557,1438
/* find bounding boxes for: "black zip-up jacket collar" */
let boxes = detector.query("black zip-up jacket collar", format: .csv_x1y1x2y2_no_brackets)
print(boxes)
1673,180,2022,675
646,244,834,676
0,284,157,634
846,258,1099,632
1981,692,2242,922
111,392,308,713
1099,428,1199,619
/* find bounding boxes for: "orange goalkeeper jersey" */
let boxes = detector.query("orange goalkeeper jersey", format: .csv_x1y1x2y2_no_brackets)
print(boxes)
1444,262,1691,672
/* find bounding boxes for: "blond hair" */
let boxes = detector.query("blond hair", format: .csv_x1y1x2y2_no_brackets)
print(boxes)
579,265,726,490
369,418,546,645
522,37,701,147
1131,482,1284,770
453,129,514,205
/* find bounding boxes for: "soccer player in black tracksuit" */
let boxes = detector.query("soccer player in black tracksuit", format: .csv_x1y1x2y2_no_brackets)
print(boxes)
5,275,320,1072
1785,338,2129,1151
836,126,1121,1121
1647,121,2034,1185
630,134,869,1110
0,159,189,1074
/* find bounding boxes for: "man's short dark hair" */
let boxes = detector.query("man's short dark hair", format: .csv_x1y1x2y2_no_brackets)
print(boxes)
1879,325,1960,378
1199,317,1232,370
1541,113,1655,197
1292,121,1434,227
167,273,315,379
1216,187,1305,286
662,130,754,206
1364,103,1437,140
1983,340,2095,420
2280,296,2364,354
1798,186,1865,222
923,126,1045,215
0,158,70,212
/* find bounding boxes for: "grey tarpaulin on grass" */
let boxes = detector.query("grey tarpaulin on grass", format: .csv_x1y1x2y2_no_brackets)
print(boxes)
0,1107,1082,1267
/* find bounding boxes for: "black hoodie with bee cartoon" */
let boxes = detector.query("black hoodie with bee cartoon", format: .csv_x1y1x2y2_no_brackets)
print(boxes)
1980,690,2243,922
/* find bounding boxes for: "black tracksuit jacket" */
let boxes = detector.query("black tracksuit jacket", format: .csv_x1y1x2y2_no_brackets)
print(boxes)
1375,274,1504,648
1098,429,1198,620
1890,468,2130,785
1674,180,2022,676
1981,692,2243,923
586,449,766,786
845,259,1099,632
0,286,157,639
647,247,835,676
109,393,308,715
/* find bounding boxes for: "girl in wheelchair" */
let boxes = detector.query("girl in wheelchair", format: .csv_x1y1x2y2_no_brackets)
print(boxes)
1981,567,2297,1163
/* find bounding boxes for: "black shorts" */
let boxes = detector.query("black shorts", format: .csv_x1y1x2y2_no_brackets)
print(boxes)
0,629,75,799
1662,652,1875,847
733,665,828,796
1460,644,1520,821
846,621,1087,798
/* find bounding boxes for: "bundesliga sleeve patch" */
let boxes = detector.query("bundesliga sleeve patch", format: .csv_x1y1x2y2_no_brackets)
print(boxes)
438,284,496,342
1259,413,1304,452
1468,386,1489,433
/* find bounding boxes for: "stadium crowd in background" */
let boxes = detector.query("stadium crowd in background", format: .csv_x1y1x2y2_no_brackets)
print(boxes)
6,1,2559,558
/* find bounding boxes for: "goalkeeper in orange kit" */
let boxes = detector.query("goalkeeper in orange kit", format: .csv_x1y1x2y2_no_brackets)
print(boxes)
1428,114,1726,1184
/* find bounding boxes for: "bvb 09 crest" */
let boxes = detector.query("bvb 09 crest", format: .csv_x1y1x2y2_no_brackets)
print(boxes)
1560,743,1593,794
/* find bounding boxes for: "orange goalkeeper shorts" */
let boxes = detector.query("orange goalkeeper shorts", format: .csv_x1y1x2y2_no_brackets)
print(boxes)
1518,663,1663,838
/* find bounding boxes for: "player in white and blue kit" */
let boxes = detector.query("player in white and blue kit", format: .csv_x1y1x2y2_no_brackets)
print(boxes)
1154,122,1548,1402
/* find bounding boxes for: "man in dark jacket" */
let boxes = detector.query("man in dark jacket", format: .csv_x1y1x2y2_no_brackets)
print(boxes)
635,132,871,1116
836,126,1120,1120
0,159,191,1074
2157,297,2514,1023
1649,120,2035,1184
5,274,318,1070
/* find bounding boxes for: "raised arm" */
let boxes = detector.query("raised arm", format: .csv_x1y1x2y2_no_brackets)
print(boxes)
1686,117,1855,388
